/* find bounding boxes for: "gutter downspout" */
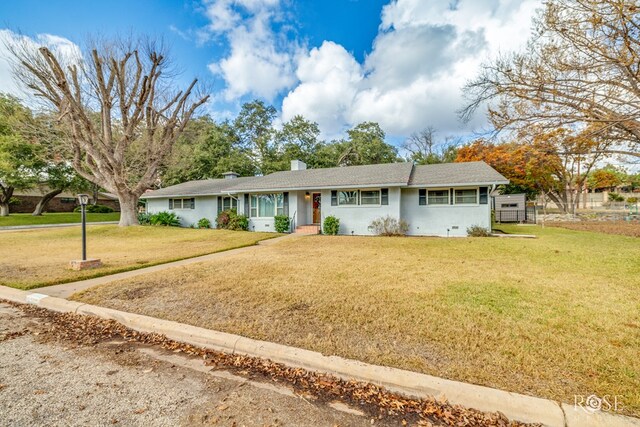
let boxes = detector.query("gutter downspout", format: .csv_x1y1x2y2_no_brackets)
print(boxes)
490,184,497,229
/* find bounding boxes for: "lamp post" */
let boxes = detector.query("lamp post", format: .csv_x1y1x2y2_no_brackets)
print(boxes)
69,194,101,271
78,194,89,261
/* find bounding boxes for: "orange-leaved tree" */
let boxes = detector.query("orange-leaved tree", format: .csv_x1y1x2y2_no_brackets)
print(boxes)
456,127,608,213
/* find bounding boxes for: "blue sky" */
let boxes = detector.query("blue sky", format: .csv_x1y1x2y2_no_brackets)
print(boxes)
0,0,540,142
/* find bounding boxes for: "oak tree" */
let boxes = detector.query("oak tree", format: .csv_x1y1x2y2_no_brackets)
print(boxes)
338,122,398,166
0,94,40,216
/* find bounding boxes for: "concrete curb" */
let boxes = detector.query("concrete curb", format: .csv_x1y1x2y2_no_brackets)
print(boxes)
0,221,118,231
2,287,638,427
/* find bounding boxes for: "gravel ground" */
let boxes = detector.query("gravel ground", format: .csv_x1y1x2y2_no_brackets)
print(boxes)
0,303,375,427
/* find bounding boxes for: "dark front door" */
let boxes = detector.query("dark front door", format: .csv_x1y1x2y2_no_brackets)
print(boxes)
312,193,321,224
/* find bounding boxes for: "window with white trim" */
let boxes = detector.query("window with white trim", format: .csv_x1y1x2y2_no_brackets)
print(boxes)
332,189,388,206
222,196,238,211
360,190,381,205
169,198,195,209
427,189,449,205
455,189,477,204
250,193,284,217
338,191,358,205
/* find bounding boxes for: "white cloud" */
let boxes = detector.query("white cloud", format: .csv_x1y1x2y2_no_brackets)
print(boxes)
199,0,541,138
280,0,541,138
0,30,21,96
203,0,298,101
0,30,82,100
34,33,82,61
281,41,363,136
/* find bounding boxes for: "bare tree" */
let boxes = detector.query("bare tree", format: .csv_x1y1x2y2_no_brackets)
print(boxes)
402,126,459,164
7,36,209,225
461,0,640,159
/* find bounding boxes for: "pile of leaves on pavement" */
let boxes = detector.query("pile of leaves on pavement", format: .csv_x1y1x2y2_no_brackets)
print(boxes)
0,329,29,342
9,301,539,427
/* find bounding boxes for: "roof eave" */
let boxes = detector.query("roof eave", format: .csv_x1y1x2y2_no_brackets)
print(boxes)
141,193,222,199
406,180,510,188
225,183,409,193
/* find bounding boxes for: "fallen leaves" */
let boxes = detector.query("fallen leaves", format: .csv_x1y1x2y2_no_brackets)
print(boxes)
0,329,29,342
8,301,540,427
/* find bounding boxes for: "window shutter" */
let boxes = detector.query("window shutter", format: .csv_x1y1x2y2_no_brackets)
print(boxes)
283,192,289,216
217,196,222,213
418,189,426,206
479,187,488,204
244,194,250,215
450,188,454,205
331,190,337,206
381,188,389,205
169,199,173,210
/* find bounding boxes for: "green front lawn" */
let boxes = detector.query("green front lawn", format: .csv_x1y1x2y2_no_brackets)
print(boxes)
0,225,275,289
75,226,640,416
0,212,120,227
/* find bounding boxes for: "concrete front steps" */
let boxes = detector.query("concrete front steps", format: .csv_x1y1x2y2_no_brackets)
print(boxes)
295,224,320,234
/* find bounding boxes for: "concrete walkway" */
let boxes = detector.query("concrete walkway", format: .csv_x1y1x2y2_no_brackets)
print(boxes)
39,234,301,298
0,221,118,232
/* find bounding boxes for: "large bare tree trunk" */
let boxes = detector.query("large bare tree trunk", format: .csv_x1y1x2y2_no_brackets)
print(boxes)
32,188,62,215
92,183,99,206
117,192,139,226
0,185,14,217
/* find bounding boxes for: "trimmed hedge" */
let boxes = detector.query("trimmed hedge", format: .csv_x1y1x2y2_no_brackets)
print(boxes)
197,218,212,229
323,215,340,235
274,215,290,233
73,204,115,213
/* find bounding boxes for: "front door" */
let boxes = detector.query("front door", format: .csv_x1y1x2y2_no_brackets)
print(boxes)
312,193,321,224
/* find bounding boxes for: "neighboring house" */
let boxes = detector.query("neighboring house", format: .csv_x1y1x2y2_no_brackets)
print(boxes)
11,188,120,213
142,160,508,237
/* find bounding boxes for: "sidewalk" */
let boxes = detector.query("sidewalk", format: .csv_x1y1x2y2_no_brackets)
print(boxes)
39,233,300,298
1,285,639,427
0,221,118,232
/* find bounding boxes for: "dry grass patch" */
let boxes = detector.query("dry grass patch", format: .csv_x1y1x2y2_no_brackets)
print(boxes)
1,225,274,289
75,226,640,416
546,220,640,237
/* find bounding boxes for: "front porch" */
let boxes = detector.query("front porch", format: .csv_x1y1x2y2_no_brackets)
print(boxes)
290,190,322,232
294,224,320,234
